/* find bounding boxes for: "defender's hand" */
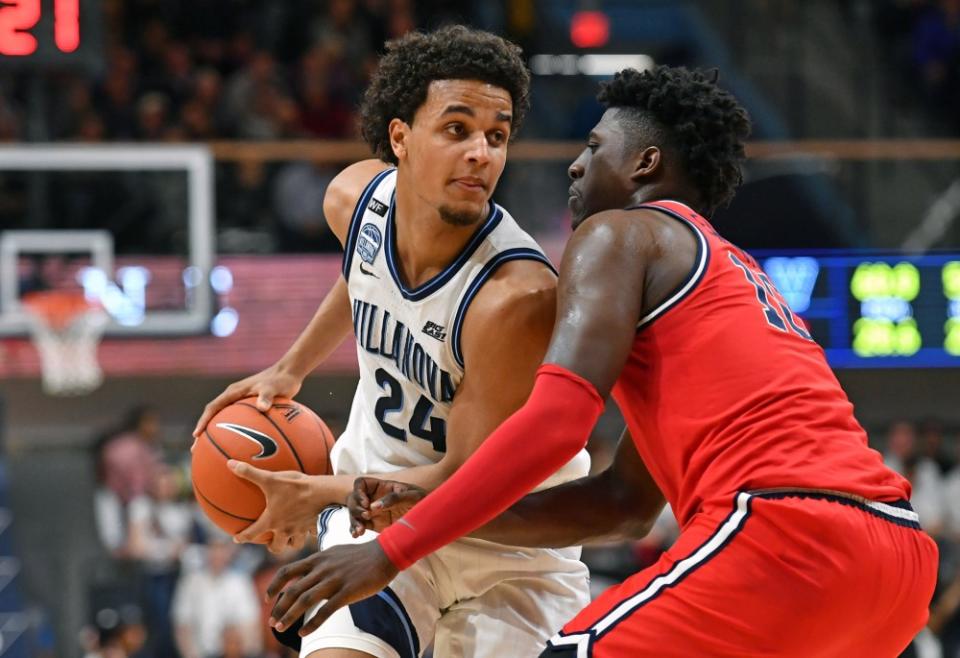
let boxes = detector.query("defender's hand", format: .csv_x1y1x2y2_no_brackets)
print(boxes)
347,477,428,537
228,461,325,553
193,364,303,439
267,540,399,636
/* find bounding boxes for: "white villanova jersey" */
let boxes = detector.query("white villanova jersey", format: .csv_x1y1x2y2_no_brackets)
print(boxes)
331,168,590,489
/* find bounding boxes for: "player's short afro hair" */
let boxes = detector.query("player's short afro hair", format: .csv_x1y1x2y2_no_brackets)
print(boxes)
598,66,751,214
360,25,530,164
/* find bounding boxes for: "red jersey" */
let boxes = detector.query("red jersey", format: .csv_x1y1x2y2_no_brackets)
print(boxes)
613,200,909,526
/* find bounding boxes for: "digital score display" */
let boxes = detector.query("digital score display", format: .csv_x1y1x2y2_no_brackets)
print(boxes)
0,0,100,66
759,253,960,368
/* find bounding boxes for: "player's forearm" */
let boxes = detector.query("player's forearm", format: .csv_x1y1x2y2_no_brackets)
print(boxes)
373,461,455,493
276,276,353,378
313,463,450,510
378,365,604,569
471,470,654,547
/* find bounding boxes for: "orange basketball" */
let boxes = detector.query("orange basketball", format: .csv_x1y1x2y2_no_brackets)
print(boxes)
191,396,336,535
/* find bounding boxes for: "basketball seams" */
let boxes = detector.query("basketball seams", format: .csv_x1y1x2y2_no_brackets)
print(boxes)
234,401,307,472
204,428,231,459
194,485,258,522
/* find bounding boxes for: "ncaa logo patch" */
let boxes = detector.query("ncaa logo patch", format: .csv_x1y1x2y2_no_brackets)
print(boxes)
357,223,382,264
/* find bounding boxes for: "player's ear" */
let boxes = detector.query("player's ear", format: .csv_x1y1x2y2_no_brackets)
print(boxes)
630,146,661,182
388,119,410,161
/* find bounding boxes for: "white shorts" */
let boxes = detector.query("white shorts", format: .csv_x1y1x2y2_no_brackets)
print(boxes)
298,506,590,658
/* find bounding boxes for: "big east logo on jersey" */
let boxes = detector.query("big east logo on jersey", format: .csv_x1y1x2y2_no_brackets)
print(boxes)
357,224,382,264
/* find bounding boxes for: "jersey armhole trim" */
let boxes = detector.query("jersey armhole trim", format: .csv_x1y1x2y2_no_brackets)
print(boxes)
631,203,711,331
342,168,395,281
450,247,557,368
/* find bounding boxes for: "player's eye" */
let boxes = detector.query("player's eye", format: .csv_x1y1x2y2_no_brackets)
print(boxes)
488,130,507,145
587,142,599,153
445,123,465,137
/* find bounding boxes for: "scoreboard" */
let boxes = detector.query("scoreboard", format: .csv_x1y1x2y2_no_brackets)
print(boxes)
0,0,102,68
759,252,960,368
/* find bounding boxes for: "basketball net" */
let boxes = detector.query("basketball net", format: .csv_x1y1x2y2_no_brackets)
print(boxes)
21,291,109,396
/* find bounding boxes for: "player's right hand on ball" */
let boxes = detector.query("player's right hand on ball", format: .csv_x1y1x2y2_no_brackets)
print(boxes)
228,460,321,553
192,364,303,439
348,477,427,537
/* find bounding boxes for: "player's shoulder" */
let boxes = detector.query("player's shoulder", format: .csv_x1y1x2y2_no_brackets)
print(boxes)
464,257,557,336
568,206,692,265
324,159,393,243
574,208,666,245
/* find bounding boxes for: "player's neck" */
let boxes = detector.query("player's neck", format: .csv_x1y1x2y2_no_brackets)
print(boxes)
392,182,484,289
629,182,701,213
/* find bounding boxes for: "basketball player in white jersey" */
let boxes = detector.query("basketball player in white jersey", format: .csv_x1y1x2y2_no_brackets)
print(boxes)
193,26,590,658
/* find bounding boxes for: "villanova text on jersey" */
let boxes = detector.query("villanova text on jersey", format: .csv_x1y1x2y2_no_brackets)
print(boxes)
352,298,457,406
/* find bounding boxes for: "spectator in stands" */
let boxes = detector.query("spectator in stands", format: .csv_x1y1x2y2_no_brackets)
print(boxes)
187,68,228,137
883,419,945,535
919,418,956,475
93,406,164,555
83,606,147,658
95,47,139,140
173,534,262,658
74,112,108,142
884,419,920,475
944,460,960,542
295,45,356,139
272,161,341,252
161,42,196,108
222,50,289,139
309,0,377,93
127,463,195,658
138,18,174,88
180,100,217,140
0,92,21,142
51,77,95,139
929,566,960,656
386,0,417,40
136,92,171,141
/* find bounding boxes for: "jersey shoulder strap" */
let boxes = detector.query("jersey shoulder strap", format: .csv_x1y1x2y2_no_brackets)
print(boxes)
342,168,397,281
448,207,556,368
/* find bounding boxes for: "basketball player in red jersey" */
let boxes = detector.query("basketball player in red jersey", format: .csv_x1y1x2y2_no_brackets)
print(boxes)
265,66,939,656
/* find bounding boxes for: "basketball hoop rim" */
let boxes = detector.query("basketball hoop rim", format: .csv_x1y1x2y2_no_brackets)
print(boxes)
21,290,103,332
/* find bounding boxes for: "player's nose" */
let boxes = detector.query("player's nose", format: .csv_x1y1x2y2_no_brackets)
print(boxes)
465,133,490,165
568,162,584,180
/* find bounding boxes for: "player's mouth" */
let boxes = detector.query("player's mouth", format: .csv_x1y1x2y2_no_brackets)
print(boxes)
568,186,581,207
452,177,487,193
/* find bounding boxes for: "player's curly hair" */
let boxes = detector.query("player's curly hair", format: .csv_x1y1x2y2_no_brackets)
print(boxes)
598,66,751,214
360,25,531,164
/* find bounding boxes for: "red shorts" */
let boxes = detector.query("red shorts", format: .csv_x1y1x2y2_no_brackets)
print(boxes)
542,490,938,658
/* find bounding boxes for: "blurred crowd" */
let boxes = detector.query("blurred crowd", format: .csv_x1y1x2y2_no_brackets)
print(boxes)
88,406,300,658
0,1,517,254
0,0,456,144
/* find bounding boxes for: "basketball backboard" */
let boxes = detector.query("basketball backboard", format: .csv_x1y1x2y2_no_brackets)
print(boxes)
0,145,215,336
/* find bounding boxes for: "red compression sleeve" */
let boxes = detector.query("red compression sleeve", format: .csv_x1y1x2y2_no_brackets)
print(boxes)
378,363,604,569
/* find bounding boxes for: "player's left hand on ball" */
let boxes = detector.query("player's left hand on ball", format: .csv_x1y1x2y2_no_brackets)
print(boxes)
267,540,399,636
228,460,319,553
347,477,428,537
